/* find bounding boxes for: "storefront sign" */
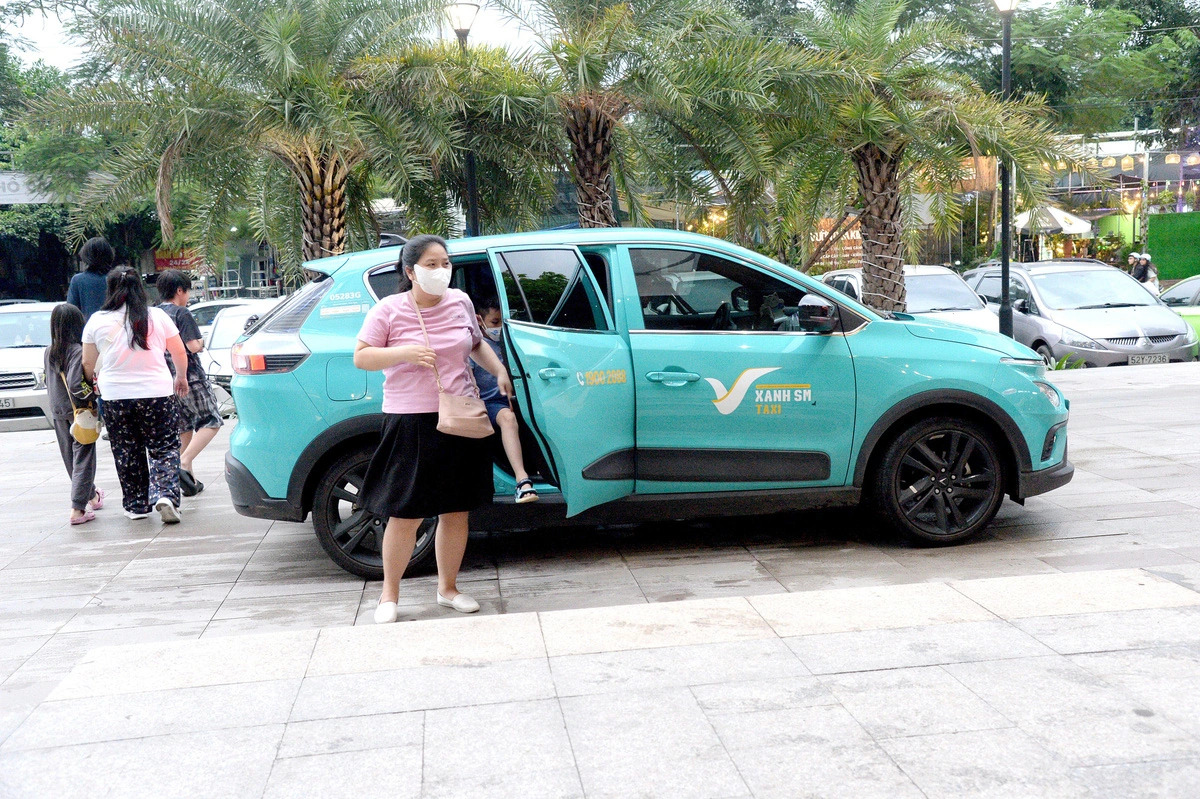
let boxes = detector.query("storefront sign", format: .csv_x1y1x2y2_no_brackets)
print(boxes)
0,172,53,205
154,249,206,274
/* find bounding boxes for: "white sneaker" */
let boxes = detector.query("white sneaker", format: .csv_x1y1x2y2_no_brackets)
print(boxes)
155,497,180,524
437,592,480,613
374,601,399,624
123,510,149,520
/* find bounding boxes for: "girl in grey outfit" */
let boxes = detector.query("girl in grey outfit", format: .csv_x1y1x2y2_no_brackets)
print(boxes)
45,304,104,524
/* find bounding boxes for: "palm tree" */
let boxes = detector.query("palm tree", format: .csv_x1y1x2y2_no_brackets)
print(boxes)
27,0,452,271
785,0,1068,311
494,0,795,228
365,41,564,236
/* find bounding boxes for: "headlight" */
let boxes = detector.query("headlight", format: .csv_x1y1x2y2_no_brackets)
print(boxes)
1058,326,1105,350
34,370,46,390
1033,381,1061,408
1186,325,1198,345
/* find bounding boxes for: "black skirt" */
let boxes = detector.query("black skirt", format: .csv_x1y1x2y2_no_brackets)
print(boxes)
360,412,495,519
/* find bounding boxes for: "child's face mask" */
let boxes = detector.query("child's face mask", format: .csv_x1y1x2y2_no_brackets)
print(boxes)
485,326,502,342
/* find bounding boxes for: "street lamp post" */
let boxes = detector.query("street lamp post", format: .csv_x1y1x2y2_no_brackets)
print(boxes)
448,2,481,237
994,0,1017,338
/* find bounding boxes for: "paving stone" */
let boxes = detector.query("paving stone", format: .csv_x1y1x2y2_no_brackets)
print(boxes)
783,619,1054,674
549,638,808,696
879,727,1086,798
539,596,775,657
749,582,994,637
278,711,423,759
819,665,1013,739
0,725,283,799
1012,605,1200,654
3,679,301,751
1071,758,1200,798
689,675,837,714
561,688,749,799
261,746,423,799
289,657,556,721
950,568,1200,619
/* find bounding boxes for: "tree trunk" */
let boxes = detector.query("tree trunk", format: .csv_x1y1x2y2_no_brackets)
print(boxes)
854,144,906,313
293,146,349,261
563,95,619,228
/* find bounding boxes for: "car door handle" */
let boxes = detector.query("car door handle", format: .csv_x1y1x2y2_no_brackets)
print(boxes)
538,368,571,381
646,371,701,387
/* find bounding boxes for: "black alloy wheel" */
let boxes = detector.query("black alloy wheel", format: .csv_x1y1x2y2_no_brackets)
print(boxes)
312,448,437,579
873,416,1005,545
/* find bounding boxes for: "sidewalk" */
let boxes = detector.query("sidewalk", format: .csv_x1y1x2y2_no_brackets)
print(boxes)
3,567,1200,798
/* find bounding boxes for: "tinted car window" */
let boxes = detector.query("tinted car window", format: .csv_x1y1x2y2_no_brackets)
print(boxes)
630,248,807,332
499,249,606,331
1160,277,1199,306
975,274,1001,304
191,304,230,327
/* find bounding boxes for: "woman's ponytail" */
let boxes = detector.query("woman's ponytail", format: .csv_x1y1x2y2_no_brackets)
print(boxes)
101,267,150,349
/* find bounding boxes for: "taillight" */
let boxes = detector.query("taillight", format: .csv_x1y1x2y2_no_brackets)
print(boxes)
232,334,311,375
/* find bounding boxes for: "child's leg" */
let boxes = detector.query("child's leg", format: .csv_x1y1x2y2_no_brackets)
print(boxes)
71,441,97,513
495,408,528,482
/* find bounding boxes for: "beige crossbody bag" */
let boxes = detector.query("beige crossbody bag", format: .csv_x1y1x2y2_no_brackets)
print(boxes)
412,296,494,439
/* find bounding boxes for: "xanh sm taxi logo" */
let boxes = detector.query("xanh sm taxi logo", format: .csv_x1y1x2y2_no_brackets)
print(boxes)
704,367,812,416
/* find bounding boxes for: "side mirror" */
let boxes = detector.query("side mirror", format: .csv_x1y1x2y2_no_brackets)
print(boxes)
795,298,839,334
1013,299,1029,315
730,286,750,313
977,292,990,306
243,314,260,332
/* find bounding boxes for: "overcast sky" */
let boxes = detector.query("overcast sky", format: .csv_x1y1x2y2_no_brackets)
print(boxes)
12,4,533,70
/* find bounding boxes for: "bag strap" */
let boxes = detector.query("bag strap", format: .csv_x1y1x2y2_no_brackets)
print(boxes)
59,371,80,412
410,293,446,394
410,292,482,400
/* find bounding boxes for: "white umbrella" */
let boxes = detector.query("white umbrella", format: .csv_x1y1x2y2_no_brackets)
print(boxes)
1013,206,1093,237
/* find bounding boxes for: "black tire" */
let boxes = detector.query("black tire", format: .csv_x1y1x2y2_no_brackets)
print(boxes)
1034,343,1054,365
312,447,437,580
871,416,1005,546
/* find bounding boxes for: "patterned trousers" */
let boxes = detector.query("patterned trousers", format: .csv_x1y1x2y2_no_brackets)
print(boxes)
103,396,181,514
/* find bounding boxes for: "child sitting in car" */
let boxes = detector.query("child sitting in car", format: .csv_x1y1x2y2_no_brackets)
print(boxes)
471,299,538,503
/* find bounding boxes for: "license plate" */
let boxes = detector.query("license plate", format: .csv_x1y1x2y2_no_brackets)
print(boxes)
0,397,13,409
1129,354,1168,365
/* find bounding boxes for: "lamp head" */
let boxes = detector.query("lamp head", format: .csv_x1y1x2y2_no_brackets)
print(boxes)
447,1,480,36
993,0,1018,12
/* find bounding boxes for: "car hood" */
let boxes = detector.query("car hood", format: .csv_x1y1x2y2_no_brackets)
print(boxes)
1048,306,1189,337
0,346,47,374
913,308,999,333
899,314,1036,358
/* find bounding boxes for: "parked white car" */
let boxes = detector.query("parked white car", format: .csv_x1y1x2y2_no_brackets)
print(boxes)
203,300,279,416
189,299,261,344
821,265,999,332
0,302,57,432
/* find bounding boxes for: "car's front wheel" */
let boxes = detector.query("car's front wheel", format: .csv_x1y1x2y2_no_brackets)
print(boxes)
312,447,437,579
872,416,1005,545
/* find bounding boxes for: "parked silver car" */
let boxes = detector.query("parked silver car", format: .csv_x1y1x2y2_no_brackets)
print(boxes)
822,265,999,332
0,302,56,432
963,261,1199,366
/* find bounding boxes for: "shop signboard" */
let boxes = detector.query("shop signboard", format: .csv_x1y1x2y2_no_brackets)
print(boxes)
0,172,53,205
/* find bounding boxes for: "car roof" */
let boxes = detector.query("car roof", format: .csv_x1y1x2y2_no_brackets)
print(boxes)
966,260,1115,276
313,228,792,277
0,301,60,314
821,265,956,278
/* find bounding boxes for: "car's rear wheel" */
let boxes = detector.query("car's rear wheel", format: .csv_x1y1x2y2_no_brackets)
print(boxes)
872,416,1005,545
1034,343,1054,365
312,447,436,579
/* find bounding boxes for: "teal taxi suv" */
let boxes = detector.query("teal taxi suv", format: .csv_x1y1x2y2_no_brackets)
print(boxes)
226,229,1073,578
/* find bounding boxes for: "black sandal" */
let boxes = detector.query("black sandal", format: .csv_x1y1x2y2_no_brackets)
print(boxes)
179,468,204,497
515,478,539,504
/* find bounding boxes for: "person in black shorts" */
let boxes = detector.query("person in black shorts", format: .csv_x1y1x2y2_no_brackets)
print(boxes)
156,269,224,495
472,299,538,503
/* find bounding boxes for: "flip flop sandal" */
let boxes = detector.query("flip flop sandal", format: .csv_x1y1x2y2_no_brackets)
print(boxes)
87,488,106,511
179,468,202,497
515,478,539,504
70,511,96,525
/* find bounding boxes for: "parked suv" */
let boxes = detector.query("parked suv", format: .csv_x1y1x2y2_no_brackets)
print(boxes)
963,261,1198,366
226,230,1073,579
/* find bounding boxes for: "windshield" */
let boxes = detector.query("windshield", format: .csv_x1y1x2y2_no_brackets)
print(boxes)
1160,277,1199,306
1031,269,1157,310
905,274,984,313
210,310,258,349
0,311,52,348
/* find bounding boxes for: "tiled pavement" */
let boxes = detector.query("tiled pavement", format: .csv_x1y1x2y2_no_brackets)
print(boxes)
1,362,1199,796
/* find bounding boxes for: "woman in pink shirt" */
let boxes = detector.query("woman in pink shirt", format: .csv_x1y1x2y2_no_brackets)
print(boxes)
354,235,512,623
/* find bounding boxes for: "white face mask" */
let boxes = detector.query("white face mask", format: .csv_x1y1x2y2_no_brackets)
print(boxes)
485,326,502,342
413,266,451,296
